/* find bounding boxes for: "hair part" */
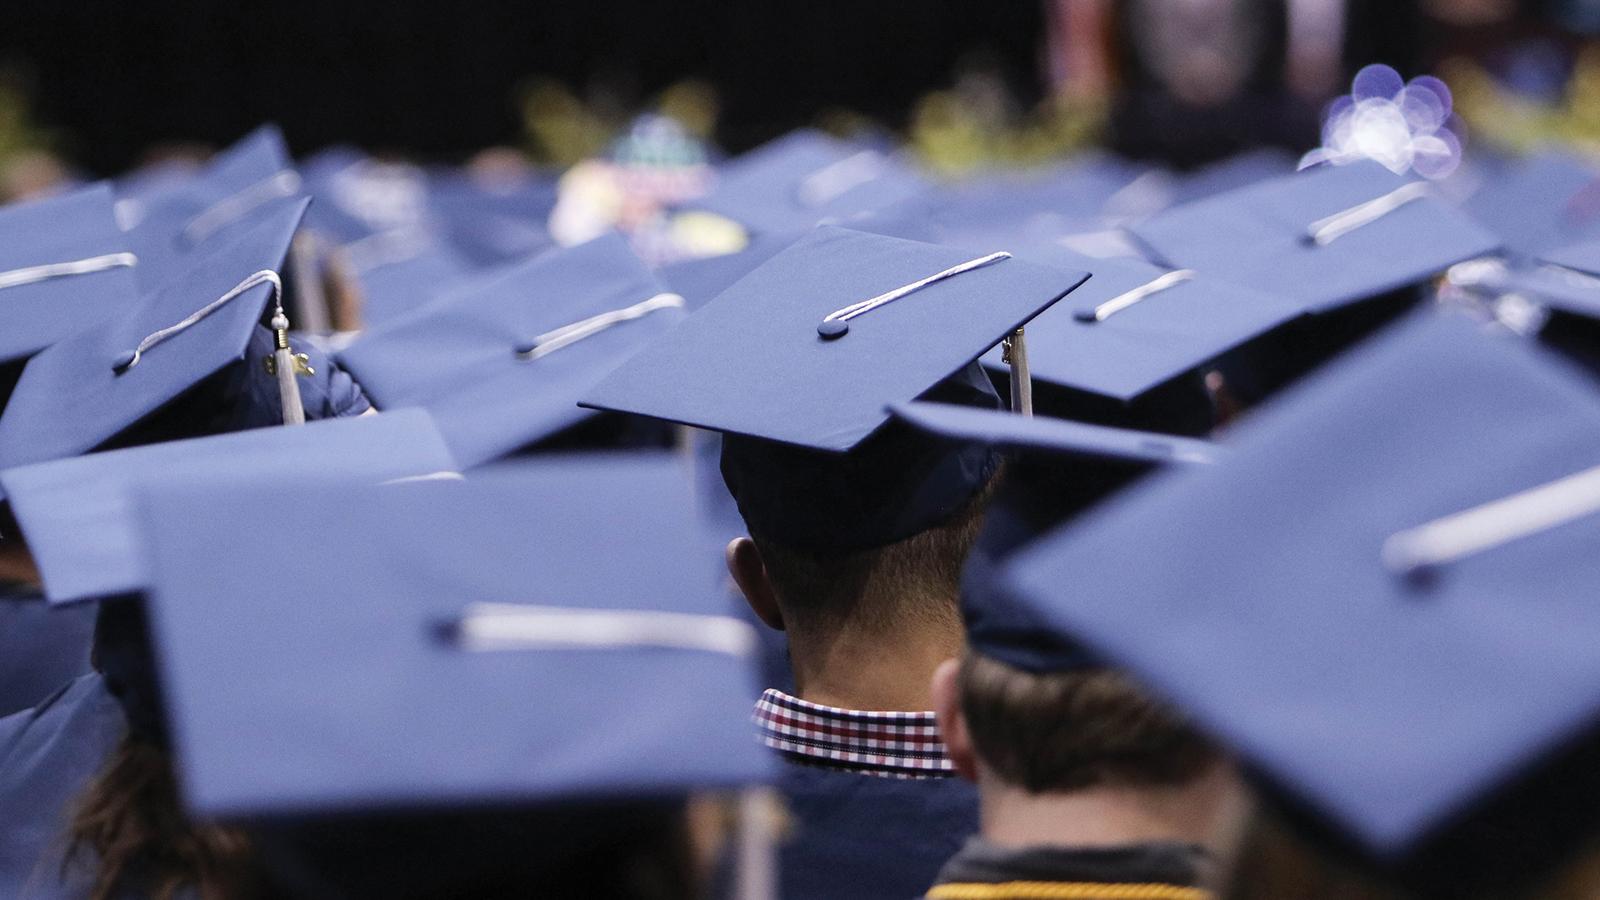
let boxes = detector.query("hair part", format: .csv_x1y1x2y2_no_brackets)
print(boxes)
958,650,1220,794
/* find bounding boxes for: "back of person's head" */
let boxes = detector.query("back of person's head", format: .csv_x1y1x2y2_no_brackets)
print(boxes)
721,364,1005,643
743,464,997,644
955,650,1220,794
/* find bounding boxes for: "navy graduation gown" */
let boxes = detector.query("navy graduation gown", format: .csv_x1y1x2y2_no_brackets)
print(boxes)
777,762,979,900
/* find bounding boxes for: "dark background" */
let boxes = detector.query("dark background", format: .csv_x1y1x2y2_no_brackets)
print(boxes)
0,1,1047,175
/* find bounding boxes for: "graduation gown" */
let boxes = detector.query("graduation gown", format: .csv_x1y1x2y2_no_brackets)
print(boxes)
0,585,95,719
925,837,1218,899
777,762,979,900
0,674,127,899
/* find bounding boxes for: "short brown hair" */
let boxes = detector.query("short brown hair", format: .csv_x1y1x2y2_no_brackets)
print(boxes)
751,473,997,642
958,650,1220,794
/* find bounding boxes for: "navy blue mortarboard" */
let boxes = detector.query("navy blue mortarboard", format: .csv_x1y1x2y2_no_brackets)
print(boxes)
1,409,457,605
1462,150,1600,261
581,226,1089,551
0,197,310,470
972,243,1302,418
122,126,303,291
656,228,802,310
695,130,930,235
338,234,681,466
426,167,557,267
1131,160,1500,315
133,453,768,819
1000,309,1600,877
891,400,1218,674
0,184,137,367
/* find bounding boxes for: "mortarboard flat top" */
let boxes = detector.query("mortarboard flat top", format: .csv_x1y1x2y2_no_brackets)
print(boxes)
0,184,138,365
1131,160,1500,315
695,130,930,235
888,401,1221,466
1462,150,1600,261
123,126,301,291
974,243,1303,403
1001,309,1600,856
656,228,802,310
0,197,310,470
580,225,1090,453
338,234,679,466
135,453,769,819
0,409,457,606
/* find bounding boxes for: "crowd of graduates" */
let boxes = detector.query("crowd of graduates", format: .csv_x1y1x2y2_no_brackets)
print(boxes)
2,83,1600,900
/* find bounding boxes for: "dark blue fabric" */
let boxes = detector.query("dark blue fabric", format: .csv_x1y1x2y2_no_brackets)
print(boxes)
775,763,978,900
0,674,127,900
719,363,1003,553
0,587,94,717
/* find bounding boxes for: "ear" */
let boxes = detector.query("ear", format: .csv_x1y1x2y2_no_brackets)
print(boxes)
931,657,978,783
726,537,784,632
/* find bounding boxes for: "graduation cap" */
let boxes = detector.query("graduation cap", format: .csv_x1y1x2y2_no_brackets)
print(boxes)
656,228,802,310
132,453,768,821
0,197,311,470
0,183,138,368
695,130,930,235
122,126,303,291
969,243,1303,428
1461,150,1600,261
1130,160,1500,316
999,309,1600,886
581,225,1090,551
338,234,681,466
891,400,1218,675
0,409,457,606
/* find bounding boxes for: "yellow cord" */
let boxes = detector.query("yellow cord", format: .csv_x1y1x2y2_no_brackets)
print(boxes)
926,881,1214,900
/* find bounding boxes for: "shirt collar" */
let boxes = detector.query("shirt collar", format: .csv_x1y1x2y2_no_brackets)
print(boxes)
752,687,956,779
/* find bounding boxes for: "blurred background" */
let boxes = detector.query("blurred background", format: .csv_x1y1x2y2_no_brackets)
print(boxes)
0,0,1596,189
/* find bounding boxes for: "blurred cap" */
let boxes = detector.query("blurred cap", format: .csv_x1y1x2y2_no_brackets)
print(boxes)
338,234,681,466
695,129,930,235
0,409,457,605
135,453,769,819
122,125,302,291
1131,160,1500,315
1462,150,1600,262
977,244,1303,409
1000,310,1600,868
0,183,138,366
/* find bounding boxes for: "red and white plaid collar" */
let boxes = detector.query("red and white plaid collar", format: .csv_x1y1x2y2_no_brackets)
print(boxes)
753,688,956,779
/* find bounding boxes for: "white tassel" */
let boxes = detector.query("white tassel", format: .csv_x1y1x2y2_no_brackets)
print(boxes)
272,309,305,426
1004,327,1033,417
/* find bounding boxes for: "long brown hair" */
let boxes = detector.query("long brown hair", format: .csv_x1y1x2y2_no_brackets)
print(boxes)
64,730,260,900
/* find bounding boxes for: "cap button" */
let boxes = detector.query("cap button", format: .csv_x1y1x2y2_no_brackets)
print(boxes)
512,341,538,357
817,319,849,340
111,350,137,373
1072,309,1100,323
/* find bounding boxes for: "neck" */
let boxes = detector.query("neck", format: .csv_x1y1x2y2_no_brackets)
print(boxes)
978,762,1252,861
788,606,962,712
